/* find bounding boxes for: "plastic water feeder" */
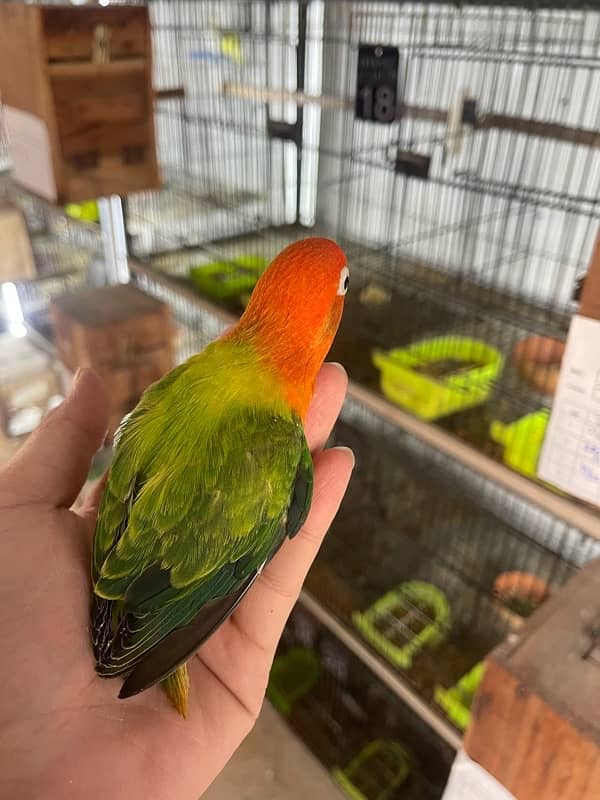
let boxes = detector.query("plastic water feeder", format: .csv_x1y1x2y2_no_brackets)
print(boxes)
189,255,267,300
490,409,550,481
266,647,321,716
372,336,503,420
332,740,412,800
353,581,450,670
65,200,99,223
434,661,485,731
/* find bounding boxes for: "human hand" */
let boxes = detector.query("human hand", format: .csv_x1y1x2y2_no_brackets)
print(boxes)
0,364,352,800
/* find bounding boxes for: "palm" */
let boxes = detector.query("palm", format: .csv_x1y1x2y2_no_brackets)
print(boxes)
0,366,351,800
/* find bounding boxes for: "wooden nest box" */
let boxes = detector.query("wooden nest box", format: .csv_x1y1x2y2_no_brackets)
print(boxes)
465,557,600,800
50,284,174,439
0,3,160,202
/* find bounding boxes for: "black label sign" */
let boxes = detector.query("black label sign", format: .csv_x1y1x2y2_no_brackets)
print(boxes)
355,44,399,123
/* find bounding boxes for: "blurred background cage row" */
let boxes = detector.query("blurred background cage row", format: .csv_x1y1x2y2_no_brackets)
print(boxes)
0,1,599,798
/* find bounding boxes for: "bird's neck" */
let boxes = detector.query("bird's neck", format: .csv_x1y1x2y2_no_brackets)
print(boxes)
227,321,328,420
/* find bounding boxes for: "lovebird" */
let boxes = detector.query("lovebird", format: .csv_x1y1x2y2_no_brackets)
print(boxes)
91,238,349,716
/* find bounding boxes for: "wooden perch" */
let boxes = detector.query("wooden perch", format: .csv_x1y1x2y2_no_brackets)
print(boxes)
154,86,185,101
223,82,600,149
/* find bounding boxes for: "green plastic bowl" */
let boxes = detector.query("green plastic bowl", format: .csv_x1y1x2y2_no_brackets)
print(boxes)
372,336,504,420
267,647,321,716
65,201,99,223
434,661,485,731
189,255,268,300
490,409,550,480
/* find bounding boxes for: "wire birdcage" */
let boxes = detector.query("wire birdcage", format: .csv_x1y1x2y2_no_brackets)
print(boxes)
130,260,599,751
274,604,454,799
0,0,598,789
128,0,599,498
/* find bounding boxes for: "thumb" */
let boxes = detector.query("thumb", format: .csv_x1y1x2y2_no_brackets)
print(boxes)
1,368,109,508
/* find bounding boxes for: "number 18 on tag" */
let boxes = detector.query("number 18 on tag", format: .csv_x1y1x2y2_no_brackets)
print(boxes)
355,45,400,123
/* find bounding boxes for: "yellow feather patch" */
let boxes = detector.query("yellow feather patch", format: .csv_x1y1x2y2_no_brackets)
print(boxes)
161,664,190,718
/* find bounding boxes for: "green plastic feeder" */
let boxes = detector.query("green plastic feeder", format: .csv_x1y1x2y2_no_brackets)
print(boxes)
332,740,411,800
266,647,321,716
353,581,450,671
65,201,99,223
490,409,550,480
372,336,503,421
434,661,485,731
189,255,268,300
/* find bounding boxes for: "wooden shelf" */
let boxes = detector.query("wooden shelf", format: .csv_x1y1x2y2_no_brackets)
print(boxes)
47,58,146,78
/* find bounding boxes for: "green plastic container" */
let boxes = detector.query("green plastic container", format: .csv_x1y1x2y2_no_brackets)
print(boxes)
266,647,321,716
434,661,485,731
65,201,99,223
189,255,268,300
332,740,411,800
353,581,450,671
372,336,503,421
490,409,550,480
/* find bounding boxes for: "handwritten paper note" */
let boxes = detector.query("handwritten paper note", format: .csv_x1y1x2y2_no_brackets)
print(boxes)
4,106,56,201
442,750,516,800
538,314,600,505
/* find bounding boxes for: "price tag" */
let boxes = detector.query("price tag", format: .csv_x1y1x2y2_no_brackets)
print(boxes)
537,232,600,507
537,315,600,505
355,45,399,123
442,751,516,800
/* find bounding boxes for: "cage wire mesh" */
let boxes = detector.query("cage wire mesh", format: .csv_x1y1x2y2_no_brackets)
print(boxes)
0,0,597,787
272,604,454,799
122,0,600,759
0,189,103,464
127,0,600,501
131,261,600,749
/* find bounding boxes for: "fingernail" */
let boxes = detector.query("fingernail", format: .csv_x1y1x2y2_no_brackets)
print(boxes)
70,367,89,396
71,368,84,391
327,361,348,379
332,445,355,468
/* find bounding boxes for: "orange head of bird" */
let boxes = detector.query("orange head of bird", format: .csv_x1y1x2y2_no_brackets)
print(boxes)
233,237,348,417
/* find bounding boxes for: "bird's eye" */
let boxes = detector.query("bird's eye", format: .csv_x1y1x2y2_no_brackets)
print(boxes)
337,266,350,296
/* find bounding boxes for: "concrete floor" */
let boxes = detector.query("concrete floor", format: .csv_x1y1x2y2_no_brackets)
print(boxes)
204,703,345,800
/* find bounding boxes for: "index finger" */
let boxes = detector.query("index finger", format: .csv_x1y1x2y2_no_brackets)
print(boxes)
304,362,348,452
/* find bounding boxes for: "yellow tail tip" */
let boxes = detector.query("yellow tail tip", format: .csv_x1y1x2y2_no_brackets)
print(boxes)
161,664,190,718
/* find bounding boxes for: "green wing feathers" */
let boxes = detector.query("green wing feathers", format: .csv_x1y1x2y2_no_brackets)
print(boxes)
91,340,314,693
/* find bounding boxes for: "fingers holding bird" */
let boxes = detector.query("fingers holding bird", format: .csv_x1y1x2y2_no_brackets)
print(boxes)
304,361,348,452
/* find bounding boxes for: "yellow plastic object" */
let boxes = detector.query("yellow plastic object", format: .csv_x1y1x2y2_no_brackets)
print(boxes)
490,409,550,480
189,256,267,300
220,32,243,64
353,581,450,671
372,337,503,421
434,661,485,731
64,201,99,223
266,647,321,716
332,740,411,800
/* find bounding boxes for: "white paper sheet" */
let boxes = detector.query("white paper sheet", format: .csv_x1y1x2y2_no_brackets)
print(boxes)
442,750,517,800
537,314,600,505
4,105,57,201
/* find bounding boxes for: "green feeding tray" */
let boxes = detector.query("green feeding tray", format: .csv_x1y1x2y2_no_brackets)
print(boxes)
353,581,450,671
65,201,99,223
490,409,550,481
372,336,503,421
189,255,268,300
266,647,321,716
332,740,412,800
434,661,485,731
